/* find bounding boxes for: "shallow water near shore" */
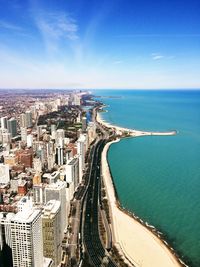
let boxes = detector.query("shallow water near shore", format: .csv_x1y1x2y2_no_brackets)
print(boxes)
94,89,200,267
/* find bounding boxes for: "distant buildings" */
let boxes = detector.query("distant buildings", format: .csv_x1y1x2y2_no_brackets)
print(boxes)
20,111,32,129
0,91,96,267
73,94,81,106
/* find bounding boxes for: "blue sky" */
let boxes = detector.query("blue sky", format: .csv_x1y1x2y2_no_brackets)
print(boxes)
0,0,200,89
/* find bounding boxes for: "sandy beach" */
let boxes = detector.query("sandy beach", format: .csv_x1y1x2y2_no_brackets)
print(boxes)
98,111,183,267
96,112,177,137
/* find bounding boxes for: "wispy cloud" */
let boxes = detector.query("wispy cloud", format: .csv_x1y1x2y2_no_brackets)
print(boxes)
113,60,123,64
151,53,164,61
35,12,79,42
0,20,22,31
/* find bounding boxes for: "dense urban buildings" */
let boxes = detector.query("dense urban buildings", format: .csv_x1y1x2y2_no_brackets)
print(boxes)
0,90,97,266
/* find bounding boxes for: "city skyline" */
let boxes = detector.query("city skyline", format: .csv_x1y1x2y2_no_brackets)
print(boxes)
0,0,200,89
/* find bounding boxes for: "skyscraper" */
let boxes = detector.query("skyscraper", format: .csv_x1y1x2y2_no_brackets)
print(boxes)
20,113,27,128
42,200,61,267
0,117,8,129
7,118,17,138
45,181,67,237
21,127,27,143
77,134,87,183
82,116,87,132
10,197,43,267
0,164,10,185
56,146,64,166
33,180,68,237
20,112,32,129
25,111,32,128
66,157,79,189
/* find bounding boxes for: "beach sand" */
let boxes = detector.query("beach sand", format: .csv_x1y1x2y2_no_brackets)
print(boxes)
98,111,182,267
96,112,177,137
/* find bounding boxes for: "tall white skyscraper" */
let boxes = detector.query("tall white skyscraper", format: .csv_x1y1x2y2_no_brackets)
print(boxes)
10,197,43,267
0,116,8,129
27,134,33,147
77,134,87,183
21,127,27,143
66,157,79,189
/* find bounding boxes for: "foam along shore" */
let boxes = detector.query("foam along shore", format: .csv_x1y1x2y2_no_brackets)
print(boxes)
98,112,185,267
96,112,177,137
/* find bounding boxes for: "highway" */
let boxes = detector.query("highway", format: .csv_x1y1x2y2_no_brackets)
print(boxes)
81,139,117,267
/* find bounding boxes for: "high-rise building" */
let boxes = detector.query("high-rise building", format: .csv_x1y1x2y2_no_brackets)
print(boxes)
73,94,81,106
45,181,67,236
56,146,64,166
2,132,11,145
30,105,37,120
0,164,10,185
66,157,79,189
87,122,96,145
56,129,65,139
7,118,17,138
0,212,14,267
47,154,55,170
20,113,27,128
51,125,56,139
21,127,27,143
42,200,61,267
0,117,8,129
37,125,43,140
27,134,33,148
33,181,68,235
26,111,32,128
82,116,87,132
77,134,87,183
10,197,43,267
33,158,42,173
20,112,32,129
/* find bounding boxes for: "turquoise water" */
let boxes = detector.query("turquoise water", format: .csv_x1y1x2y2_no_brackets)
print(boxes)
94,90,200,267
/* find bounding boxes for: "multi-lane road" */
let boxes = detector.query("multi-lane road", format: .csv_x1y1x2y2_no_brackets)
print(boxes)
81,139,117,267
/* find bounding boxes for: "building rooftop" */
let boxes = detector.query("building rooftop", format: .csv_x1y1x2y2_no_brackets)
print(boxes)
13,208,41,223
42,200,60,218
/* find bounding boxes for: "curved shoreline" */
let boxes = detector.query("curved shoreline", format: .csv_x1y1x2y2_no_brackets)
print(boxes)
97,111,177,137
98,112,188,267
102,140,188,267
